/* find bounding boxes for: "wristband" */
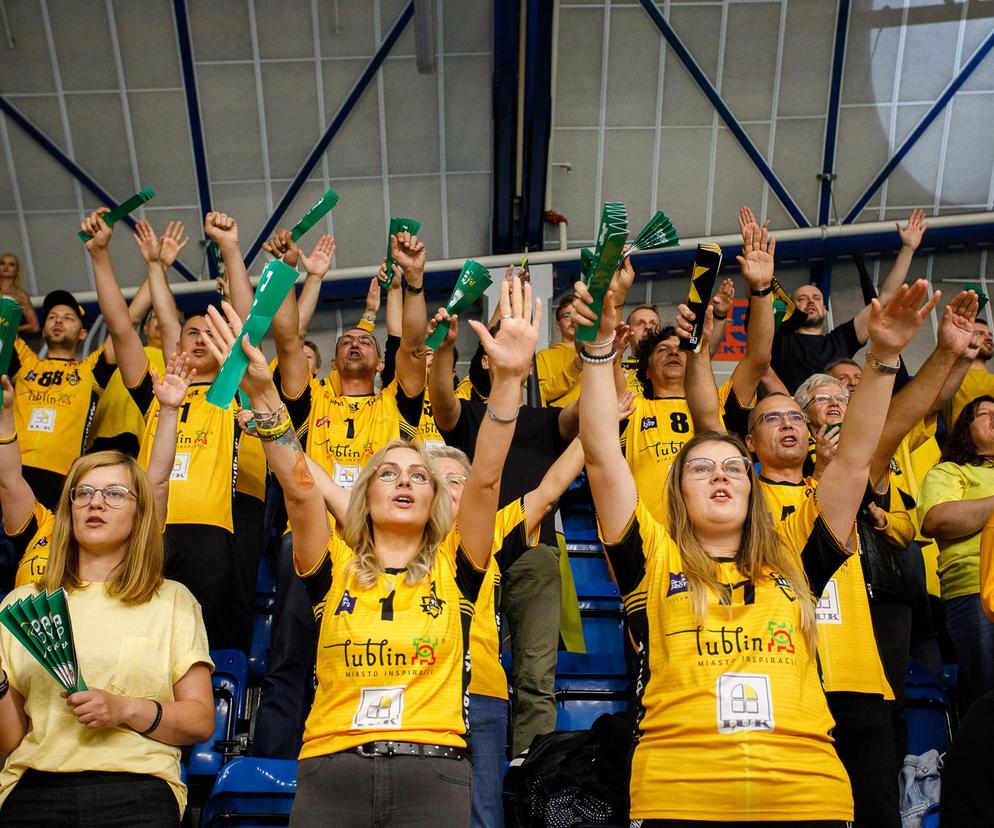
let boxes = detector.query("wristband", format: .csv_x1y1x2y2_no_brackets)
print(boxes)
251,404,287,430
0,670,8,700
404,280,424,295
750,285,773,297
865,351,900,375
136,699,162,736
589,332,617,349
712,310,728,321
486,403,520,423
0,431,16,445
579,347,617,364
256,419,292,442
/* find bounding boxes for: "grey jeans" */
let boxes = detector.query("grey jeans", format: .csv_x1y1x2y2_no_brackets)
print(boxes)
290,751,471,827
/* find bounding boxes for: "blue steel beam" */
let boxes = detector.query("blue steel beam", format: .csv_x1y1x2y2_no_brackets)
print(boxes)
521,0,554,250
244,2,415,268
843,26,994,224
0,94,200,282
172,0,217,278
491,0,519,252
817,0,851,227
638,0,811,228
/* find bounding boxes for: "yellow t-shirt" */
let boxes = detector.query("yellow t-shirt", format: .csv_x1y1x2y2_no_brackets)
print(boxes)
90,346,165,445
951,367,994,427
909,429,943,596
6,501,53,589
918,461,994,599
0,580,212,815
536,342,581,408
131,375,238,532
11,340,115,475
622,379,735,524
296,527,485,758
761,478,893,699
601,498,852,822
468,498,535,700
416,380,474,450
235,431,268,502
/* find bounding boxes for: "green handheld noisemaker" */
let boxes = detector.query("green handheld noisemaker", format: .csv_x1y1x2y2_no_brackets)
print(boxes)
579,248,595,283
0,588,86,693
383,217,422,288
575,202,629,343
680,243,723,353
771,276,796,331
0,296,23,389
425,260,493,350
206,259,301,408
965,283,990,314
45,588,86,691
77,188,155,241
290,189,339,243
628,211,680,253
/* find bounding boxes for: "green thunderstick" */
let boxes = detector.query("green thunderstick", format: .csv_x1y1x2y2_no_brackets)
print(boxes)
77,187,155,241
575,202,629,343
628,210,680,253
0,297,23,401
290,189,340,243
383,217,422,288
425,260,493,350
579,248,595,283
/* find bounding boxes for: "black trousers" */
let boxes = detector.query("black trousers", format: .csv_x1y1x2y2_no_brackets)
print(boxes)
0,770,179,827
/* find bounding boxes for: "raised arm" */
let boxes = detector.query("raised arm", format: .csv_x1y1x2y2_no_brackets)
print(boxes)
384,266,403,336
264,230,310,399
204,212,253,321
0,376,34,534
296,235,336,337
426,309,462,432
83,210,149,387
853,210,928,343
203,302,330,572
390,232,428,397
709,278,734,358
572,286,637,541
303,455,350,525
459,276,539,568
729,223,775,404
675,303,724,433
818,281,938,542
132,220,186,359
147,352,194,529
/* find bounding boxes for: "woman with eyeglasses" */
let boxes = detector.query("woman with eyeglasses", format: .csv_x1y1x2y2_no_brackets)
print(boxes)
0,355,214,827
202,276,538,828
571,277,936,826
920,395,994,711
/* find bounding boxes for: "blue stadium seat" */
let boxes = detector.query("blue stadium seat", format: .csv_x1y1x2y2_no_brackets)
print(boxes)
200,757,297,827
249,611,273,681
189,649,250,778
568,544,616,596
577,598,625,655
255,553,276,610
555,651,630,731
905,659,953,756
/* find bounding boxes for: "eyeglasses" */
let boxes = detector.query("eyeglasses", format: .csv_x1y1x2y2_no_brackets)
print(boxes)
374,462,433,486
70,485,137,508
557,311,573,322
339,334,377,349
803,393,849,409
750,410,806,430
683,456,752,479
444,473,467,487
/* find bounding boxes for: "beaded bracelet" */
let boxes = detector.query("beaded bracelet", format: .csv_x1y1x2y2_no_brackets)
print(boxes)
578,347,617,364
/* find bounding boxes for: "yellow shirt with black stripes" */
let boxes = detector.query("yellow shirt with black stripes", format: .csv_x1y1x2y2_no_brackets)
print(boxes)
6,501,54,589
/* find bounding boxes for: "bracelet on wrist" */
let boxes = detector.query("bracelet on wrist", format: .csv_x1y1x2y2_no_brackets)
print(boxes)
865,351,901,375
0,670,8,700
578,347,617,364
589,332,617,349
135,699,162,736
403,279,424,295
256,419,293,442
712,310,728,321
486,402,520,424
0,431,16,445
251,404,287,428
750,285,774,297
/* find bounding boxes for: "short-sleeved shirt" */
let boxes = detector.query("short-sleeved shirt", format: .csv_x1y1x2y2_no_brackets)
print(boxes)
296,528,485,758
771,319,862,394
415,378,474,452
918,461,994,599
440,399,568,547
10,340,115,475
5,501,53,589
535,342,581,407
603,498,853,822
0,580,212,814
90,346,164,446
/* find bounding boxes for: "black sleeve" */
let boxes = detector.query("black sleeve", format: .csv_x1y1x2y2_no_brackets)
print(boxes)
395,385,424,429
720,391,750,440
827,318,862,358
494,513,533,574
91,351,115,389
273,365,312,432
601,512,649,596
126,370,155,414
438,399,474,455
455,548,486,603
799,515,851,597
380,334,401,388
469,342,491,399
301,553,333,609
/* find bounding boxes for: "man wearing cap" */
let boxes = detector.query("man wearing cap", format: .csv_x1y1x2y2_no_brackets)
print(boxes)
6,290,115,510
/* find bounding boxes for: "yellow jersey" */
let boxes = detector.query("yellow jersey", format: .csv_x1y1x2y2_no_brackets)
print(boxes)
297,527,485,758
5,501,53,589
235,431,268,502
90,346,164,446
760,477,893,699
130,375,238,532
951,367,994,427
602,498,853,822
11,340,115,475
536,342,581,407
416,380,474,451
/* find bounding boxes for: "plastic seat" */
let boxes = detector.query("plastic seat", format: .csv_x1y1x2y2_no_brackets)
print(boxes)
248,611,273,681
255,554,276,611
555,695,629,731
200,757,297,827
921,802,940,828
188,650,250,778
905,660,953,756
577,598,625,655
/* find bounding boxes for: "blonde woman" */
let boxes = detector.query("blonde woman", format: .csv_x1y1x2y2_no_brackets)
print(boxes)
203,275,538,828
0,446,214,827
0,254,39,335
571,278,936,827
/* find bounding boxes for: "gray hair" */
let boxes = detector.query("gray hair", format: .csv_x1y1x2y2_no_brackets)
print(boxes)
427,445,471,474
794,373,848,410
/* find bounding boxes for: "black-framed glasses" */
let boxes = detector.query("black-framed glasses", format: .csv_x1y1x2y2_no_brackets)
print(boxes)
70,485,137,508
683,456,752,480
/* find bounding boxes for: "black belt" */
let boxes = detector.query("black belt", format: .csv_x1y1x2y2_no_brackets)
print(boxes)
352,741,466,760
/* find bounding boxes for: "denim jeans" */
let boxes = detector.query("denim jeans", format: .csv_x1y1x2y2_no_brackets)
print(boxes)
468,693,508,828
943,592,994,711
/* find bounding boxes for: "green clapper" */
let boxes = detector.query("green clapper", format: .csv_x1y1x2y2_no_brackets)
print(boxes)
0,297,23,406
628,211,680,253
290,189,339,243
425,260,493,350
78,188,155,241
575,202,629,343
383,217,423,288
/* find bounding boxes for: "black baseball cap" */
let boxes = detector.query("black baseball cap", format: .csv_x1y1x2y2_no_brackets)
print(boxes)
42,290,85,323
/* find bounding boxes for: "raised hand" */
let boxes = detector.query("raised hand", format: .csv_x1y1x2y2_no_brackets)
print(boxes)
937,290,979,358
867,279,940,360
364,276,382,317
428,307,459,350
298,234,335,276
609,255,636,298
262,229,299,268
675,302,714,351
151,351,195,410
737,223,775,291
204,212,239,248
159,221,189,268
131,219,161,263
712,278,735,318
390,232,426,281
1,375,13,409
378,259,402,289
82,208,113,253
813,424,841,476
737,205,768,236
202,302,273,397
897,208,928,251
616,388,637,422
469,276,541,380
571,282,618,342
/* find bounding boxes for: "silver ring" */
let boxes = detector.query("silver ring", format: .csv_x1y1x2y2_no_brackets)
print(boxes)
501,314,513,319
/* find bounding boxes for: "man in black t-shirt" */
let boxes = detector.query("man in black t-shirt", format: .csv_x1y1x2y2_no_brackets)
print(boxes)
764,208,928,393
429,310,578,756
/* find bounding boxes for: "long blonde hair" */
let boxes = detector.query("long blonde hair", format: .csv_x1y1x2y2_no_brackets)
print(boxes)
665,432,817,651
42,451,164,604
0,253,22,292
343,440,453,588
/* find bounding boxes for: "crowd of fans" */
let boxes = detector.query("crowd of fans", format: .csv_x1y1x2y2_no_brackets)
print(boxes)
0,203,992,828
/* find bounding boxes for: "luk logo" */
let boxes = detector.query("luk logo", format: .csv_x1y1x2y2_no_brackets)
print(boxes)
716,673,774,733
335,590,357,615
816,580,842,624
640,416,657,432
666,572,688,596
352,686,405,729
